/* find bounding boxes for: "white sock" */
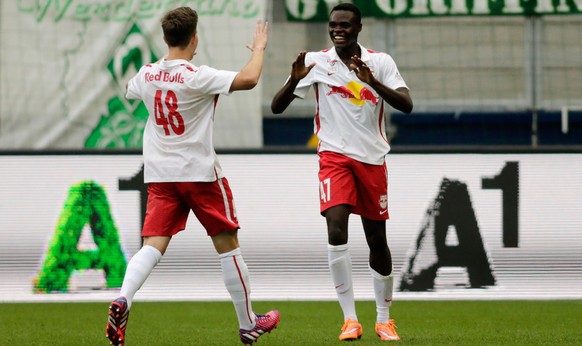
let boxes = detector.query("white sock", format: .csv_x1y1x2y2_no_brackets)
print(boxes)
220,248,256,330
328,244,357,321
119,245,162,309
370,266,394,324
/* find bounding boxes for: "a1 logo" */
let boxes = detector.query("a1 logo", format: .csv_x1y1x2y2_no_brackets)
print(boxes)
400,162,518,291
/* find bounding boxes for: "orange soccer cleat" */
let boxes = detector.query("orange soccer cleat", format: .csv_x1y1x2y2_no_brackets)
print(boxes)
339,318,363,341
375,319,400,341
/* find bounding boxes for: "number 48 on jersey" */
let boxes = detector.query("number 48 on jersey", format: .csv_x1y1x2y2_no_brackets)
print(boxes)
154,89,185,135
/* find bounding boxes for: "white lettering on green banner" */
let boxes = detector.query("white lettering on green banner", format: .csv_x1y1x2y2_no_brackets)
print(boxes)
284,0,581,21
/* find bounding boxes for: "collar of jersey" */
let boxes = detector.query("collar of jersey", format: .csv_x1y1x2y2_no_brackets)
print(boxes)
160,58,193,67
329,43,372,64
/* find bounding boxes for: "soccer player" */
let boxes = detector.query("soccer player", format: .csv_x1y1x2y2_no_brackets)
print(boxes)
271,2,412,342
105,7,279,346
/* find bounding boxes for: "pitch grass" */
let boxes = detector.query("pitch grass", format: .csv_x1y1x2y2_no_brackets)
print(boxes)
1,300,581,345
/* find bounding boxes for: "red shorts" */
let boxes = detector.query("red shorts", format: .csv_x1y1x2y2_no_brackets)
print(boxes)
318,151,389,220
142,179,239,237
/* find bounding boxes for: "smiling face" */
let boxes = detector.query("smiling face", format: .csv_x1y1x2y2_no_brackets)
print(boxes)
328,10,361,52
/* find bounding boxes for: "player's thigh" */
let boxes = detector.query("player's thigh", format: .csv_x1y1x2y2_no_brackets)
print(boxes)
177,179,239,237
143,183,190,237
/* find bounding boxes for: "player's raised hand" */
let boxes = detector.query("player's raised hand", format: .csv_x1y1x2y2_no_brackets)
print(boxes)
350,55,374,84
290,51,316,83
246,19,269,52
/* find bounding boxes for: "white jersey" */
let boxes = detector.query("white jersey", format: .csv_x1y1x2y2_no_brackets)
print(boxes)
126,58,237,183
294,44,408,165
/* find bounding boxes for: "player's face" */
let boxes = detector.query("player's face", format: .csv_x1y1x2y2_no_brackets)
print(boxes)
328,10,361,50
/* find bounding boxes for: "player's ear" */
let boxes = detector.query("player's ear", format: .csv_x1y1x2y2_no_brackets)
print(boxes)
190,33,199,56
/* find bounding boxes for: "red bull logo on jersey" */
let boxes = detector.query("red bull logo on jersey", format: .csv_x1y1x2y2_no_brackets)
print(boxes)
326,81,378,106
145,71,185,84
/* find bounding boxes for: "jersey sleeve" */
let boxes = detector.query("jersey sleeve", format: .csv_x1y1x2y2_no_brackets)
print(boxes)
293,53,316,99
380,54,408,91
125,67,145,100
187,65,237,95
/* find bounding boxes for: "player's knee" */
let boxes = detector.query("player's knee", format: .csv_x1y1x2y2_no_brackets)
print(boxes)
328,227,348,245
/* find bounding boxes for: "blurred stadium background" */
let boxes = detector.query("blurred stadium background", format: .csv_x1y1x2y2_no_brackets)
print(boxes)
1,1,581,148
1,0,581,306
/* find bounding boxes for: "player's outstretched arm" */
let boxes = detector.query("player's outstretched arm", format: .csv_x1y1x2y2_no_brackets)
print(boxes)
271,51,315,114
230,20,269,92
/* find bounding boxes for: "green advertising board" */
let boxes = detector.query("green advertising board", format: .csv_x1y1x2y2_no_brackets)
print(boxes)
285,0,581,20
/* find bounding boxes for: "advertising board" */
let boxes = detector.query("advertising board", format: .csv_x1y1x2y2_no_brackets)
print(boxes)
1,152,580,302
